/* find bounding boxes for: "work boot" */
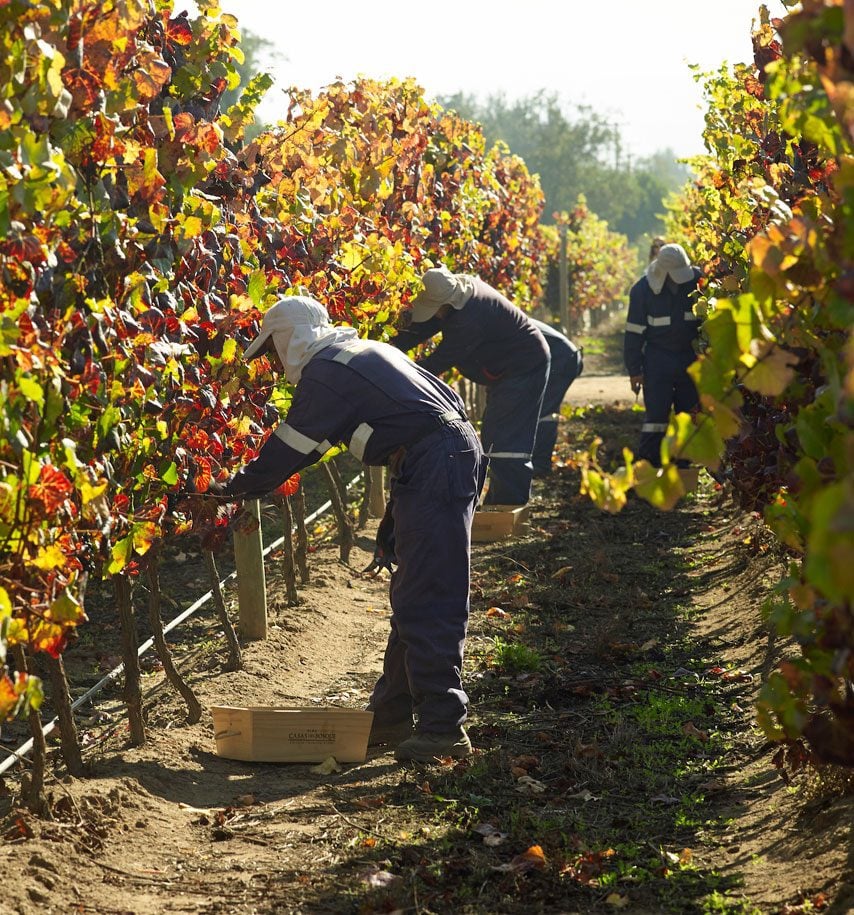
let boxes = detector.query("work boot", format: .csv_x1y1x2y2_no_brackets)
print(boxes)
368,715,415,747
394,727,472,762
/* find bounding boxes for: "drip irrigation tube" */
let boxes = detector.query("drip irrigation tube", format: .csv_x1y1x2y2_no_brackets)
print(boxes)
0,473,364,776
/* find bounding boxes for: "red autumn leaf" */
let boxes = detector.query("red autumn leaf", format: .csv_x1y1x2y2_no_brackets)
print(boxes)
173,111,196,140
40,632,69,660
29,464,74,514
194,457,212,493
275,474,300,497
185,428,210,451
166,14,193,47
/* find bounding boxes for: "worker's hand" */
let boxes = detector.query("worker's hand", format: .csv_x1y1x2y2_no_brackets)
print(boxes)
193,474,234,499
363,500,397,574
630,375,644,395
206,478,230,498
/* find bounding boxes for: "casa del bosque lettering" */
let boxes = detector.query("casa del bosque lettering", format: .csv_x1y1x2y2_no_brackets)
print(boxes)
288,730,336,743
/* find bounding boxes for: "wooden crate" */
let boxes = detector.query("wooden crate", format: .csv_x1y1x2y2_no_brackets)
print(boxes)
211,706,373,763
471,504,531,543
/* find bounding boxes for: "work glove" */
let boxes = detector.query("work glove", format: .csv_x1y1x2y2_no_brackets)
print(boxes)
185,469,233,499
363,500,397,574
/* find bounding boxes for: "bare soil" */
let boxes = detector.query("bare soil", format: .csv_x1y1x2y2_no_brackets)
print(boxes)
1,336,851,915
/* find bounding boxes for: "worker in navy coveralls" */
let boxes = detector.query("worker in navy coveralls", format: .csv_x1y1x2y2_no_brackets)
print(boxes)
219,297,486,762
623,243,702,466
394,266,549,506
529,318,583,476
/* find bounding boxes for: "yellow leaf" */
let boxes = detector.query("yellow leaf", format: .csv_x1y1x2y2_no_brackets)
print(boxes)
32,543,65,571
310,755,342,775
742,341,799,396
132,522,158,557
179,215,203,239
634,461,684,511
48,591,85,625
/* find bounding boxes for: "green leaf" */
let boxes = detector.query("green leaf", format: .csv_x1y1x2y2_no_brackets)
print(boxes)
107,536,133,576
805,483,854,603
741,341,799,396
247,270,266,307
634,461,685,511
17,375,44,408
666,412,724,470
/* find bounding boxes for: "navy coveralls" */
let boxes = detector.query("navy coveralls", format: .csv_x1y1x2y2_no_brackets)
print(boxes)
624,268,702,466
226,339,487,734
394,279,549,506
529,319,583,475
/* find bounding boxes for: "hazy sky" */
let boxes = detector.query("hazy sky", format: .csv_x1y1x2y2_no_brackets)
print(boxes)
214,0,790,160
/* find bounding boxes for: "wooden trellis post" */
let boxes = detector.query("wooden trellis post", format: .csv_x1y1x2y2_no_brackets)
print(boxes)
368,466,386,518
233,499,267,640
559,223,569,333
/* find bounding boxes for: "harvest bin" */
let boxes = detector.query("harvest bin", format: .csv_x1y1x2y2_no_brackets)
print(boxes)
211,706,373,763
471,504,531,543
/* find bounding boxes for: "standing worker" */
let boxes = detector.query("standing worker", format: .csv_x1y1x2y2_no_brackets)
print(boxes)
529,318,583,476
394,265,549,506
624,243,702,465
214,296,486,762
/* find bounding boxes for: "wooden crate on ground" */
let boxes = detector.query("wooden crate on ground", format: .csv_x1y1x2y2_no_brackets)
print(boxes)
211,706,373,763
471,504,531,543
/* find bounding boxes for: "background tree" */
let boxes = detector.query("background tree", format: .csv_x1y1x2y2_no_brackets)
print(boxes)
440,91,690,243
221,28,283,141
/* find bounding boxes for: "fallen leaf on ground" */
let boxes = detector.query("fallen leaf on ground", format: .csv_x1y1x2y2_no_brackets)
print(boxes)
575,741,603,759
234,794,256,807
515,775,546,794
486,606,509,618
681,722,709,742
551,565,573,579
353,794,386,809
310,756,342,775
359,865,399,888
492,844,547,873
605,892,630,908
473,822,508,846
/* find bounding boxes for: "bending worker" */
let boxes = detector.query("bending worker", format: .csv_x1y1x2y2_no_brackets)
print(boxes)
529,318,583,476
394,265,549,506
217,296,486,762
624,242,702,465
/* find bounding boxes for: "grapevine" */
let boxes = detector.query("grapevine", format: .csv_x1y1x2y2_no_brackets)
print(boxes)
580,3,853,766
0,0,549,771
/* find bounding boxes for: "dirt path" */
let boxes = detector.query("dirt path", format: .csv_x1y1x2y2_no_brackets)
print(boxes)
1,371,852,915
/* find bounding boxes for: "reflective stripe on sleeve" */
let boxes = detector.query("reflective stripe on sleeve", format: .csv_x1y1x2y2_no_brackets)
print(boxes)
647,315,671,326
487,451,532,459
275,423,331,456
641,423,668,433
625,322,646,333
349,422,374,461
